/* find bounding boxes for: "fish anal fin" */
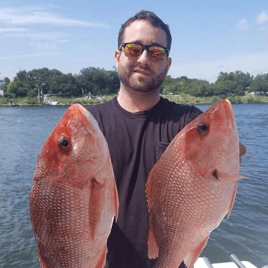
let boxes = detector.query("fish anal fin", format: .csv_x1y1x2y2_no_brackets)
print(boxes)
184,236,209,268
147,218,159,259
226,182,238,218
96,246,107,268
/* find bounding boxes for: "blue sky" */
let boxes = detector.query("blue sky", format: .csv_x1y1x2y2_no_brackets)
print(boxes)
0,0,268,83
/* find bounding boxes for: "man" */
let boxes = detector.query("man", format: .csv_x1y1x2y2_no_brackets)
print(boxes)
86,10,201,267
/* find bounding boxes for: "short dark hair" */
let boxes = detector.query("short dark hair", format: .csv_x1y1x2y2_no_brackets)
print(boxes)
118,10,172,53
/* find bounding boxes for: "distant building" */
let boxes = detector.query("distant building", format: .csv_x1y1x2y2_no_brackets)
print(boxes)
0,90,3,96
249,92,256,95
244,87,250,95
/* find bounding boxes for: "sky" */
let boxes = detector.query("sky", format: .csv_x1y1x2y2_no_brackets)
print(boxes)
0,0,268,83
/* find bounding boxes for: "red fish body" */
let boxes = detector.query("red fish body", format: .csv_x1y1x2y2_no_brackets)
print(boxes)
30,103,118,268
146,99,244,268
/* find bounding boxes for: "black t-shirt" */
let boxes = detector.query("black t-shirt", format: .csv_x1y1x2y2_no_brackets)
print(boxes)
85,96,202,268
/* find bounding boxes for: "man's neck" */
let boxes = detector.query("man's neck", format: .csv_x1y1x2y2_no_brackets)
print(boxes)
117,86,160,113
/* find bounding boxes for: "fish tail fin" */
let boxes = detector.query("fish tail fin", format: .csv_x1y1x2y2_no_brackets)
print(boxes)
184,236,209,268
96,246,107,268
147,217,159,259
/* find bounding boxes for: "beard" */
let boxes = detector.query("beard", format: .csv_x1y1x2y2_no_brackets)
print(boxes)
117,63,168,94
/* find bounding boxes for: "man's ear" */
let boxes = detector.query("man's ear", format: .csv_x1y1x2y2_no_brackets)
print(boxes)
167,57,172,70
115,50,120,69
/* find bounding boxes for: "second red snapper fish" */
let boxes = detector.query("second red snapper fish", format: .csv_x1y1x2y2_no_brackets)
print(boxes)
30,103,119,268
146,99,245,268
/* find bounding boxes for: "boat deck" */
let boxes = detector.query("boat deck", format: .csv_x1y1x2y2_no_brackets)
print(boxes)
195,255,258,268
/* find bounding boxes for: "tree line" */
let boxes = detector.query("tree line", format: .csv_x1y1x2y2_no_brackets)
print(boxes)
2,67,268,99
2,67,120,99
161,71,268,97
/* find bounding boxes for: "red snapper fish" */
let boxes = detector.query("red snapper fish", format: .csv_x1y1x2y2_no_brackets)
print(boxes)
146,99,245,268
30,103,119,268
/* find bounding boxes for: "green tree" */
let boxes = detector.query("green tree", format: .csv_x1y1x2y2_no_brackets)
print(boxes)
233,71,253,88
188,80,212,97
161,75,175,94
216,71,253,93
212,80,237,97
250,74,268,93
6,80,28,97
3,77,10,93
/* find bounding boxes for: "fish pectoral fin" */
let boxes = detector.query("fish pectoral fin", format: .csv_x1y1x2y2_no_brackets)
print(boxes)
226,182,238,218
214,171,245,182
96,246,107,268
184,236,209,268
147,217,159,259
88,156,119,240
39,254,49,268
113,180,119,221
88,178,103,240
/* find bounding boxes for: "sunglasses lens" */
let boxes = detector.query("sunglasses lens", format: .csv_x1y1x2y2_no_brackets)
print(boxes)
148,46,166,61
123,43,167,61
124,44,143,58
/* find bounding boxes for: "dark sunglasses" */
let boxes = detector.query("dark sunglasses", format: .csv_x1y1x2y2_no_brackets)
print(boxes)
119,43,169,61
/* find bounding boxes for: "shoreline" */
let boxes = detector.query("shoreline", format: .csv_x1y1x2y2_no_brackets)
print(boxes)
1,94,268,107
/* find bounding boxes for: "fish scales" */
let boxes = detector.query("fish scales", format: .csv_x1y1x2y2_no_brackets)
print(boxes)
146,99,244,268
30,103,119,268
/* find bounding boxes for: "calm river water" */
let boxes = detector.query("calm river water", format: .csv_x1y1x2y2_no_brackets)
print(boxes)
0,102,267,267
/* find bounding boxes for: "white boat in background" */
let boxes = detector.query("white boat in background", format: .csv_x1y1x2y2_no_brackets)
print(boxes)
195,254,267,268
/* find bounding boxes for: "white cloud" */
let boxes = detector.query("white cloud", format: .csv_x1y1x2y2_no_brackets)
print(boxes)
0,52,61,60
0,7,110,28
169,53,268,83
0,28,30,33
256,11,268,24
237,18,250,30
0,67,13,71
2,30,68,43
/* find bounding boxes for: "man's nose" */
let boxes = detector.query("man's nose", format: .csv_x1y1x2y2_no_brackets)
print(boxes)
137,49,150,65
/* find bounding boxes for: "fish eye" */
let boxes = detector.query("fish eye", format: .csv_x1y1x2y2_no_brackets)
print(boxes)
197,123,209,134
61,139,69,147
59,136,71,153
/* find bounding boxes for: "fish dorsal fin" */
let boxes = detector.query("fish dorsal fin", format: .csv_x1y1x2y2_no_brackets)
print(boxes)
184,236,209,268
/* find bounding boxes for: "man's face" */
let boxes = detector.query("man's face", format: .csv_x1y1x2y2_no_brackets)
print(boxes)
115,20,172,94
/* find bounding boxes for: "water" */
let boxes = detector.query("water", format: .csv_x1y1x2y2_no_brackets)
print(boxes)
0,104,267,267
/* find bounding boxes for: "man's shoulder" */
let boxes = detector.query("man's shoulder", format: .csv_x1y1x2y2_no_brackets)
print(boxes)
85,97,114,113
85,97,115,120
159,97,203,121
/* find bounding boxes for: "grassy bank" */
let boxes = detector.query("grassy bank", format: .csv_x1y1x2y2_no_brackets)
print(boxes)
0,96,40,106
1,94,268,106
162,94,268,105
47,94,116,106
